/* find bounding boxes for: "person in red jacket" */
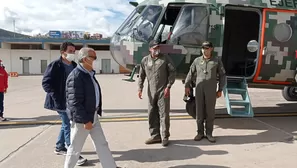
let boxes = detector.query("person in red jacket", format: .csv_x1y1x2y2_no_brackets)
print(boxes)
0,60,8,121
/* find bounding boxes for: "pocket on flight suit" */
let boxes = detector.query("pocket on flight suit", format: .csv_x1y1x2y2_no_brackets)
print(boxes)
208,61,218,78
147,60,153,70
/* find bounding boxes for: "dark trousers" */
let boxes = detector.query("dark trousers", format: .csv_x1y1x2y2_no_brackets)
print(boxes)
0,92,4,117
195,82,217,136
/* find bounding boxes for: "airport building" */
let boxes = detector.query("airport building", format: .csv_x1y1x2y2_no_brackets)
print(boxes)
0,37,129,75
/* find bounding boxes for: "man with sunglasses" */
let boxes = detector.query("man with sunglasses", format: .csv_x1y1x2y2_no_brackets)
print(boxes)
64,47,121,168
184,41,226,143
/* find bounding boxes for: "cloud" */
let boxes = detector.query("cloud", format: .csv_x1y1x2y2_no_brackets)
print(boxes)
0,0,138,37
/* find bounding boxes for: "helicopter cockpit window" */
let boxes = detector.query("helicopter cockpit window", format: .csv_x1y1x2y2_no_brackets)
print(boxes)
169,5,208,46
116,5,146,35
131,5,163,42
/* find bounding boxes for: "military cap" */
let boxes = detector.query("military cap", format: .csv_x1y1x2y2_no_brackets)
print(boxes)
202,41,213,48
149,40,160,48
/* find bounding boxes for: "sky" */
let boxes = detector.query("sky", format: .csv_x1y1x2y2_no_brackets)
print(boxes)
0,0,143,37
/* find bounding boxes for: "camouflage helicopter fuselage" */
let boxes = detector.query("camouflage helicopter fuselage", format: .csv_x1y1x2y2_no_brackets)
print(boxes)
110,0,297,93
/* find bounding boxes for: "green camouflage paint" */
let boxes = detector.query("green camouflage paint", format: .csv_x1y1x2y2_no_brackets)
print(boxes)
255,10,297,82
110,0,297,82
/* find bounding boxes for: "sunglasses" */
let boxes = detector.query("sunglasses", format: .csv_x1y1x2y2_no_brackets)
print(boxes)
88,56,97,60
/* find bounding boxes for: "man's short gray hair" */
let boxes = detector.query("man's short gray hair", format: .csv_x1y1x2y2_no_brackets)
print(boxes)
77,47,95,62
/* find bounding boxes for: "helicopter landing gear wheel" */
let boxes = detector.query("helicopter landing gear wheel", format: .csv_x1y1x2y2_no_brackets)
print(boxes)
282,86,297,101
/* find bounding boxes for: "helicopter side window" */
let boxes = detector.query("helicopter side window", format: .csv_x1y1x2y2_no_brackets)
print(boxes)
116,5,147,35
169,5,208,46
155,25,172,43
131,5,163,42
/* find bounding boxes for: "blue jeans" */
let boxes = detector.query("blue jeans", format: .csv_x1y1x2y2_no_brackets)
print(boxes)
56,111,71,150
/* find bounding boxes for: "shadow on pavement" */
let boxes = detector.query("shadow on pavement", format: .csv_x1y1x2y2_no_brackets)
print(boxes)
227,103,297,113
168,165,230,168
171,133,294,147
103,103,297,114
103,109,186,113
3,102,297,122
0,124,44,129
215,117,297,140
82,144,228,163
0,115,59,129
168,116,296,145
214,117,296,130
5,114,59,121
79,160,97,166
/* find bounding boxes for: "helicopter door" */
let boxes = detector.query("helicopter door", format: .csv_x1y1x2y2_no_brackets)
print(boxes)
159,4,209,67
253,9,297,84
168,4,208,47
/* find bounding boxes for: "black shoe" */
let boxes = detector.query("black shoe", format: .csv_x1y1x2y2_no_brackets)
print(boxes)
162,138,169,147
194,134,204,141
145,137,162,145
54,147,67,155
206,135,216,143
76,156,87,166
0,117,7,121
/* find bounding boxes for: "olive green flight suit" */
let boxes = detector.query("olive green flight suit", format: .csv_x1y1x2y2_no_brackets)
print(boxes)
184,55,226,136
138,53,176,139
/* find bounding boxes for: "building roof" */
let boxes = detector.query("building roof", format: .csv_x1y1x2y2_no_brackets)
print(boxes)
0,28,30,38
0,28,111,44
0,37,111,44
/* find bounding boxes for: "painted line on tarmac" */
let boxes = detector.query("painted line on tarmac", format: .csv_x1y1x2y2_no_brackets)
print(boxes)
0,113,297,126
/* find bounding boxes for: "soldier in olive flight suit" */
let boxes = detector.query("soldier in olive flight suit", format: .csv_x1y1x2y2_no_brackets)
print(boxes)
138,40,176,147
184,41,226,143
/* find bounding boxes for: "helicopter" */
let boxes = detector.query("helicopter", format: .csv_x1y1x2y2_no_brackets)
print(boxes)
109,0,297,118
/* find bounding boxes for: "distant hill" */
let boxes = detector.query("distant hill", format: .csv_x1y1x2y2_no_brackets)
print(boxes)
0,28,31,38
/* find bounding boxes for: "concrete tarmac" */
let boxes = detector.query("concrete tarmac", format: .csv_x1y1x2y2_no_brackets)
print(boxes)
0,118,296,168
0,74,297,168
1,74,297,124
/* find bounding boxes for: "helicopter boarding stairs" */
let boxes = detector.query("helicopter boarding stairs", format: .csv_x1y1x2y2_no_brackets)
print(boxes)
222,76,254,117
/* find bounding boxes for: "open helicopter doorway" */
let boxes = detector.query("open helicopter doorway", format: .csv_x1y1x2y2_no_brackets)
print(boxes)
221,6,261,78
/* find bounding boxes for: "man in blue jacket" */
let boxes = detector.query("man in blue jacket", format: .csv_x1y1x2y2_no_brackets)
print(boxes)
64,47,121,168
42,42,87,165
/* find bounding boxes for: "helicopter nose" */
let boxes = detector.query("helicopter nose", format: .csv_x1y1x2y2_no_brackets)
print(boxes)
109,35,126,67
109,34,149,71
